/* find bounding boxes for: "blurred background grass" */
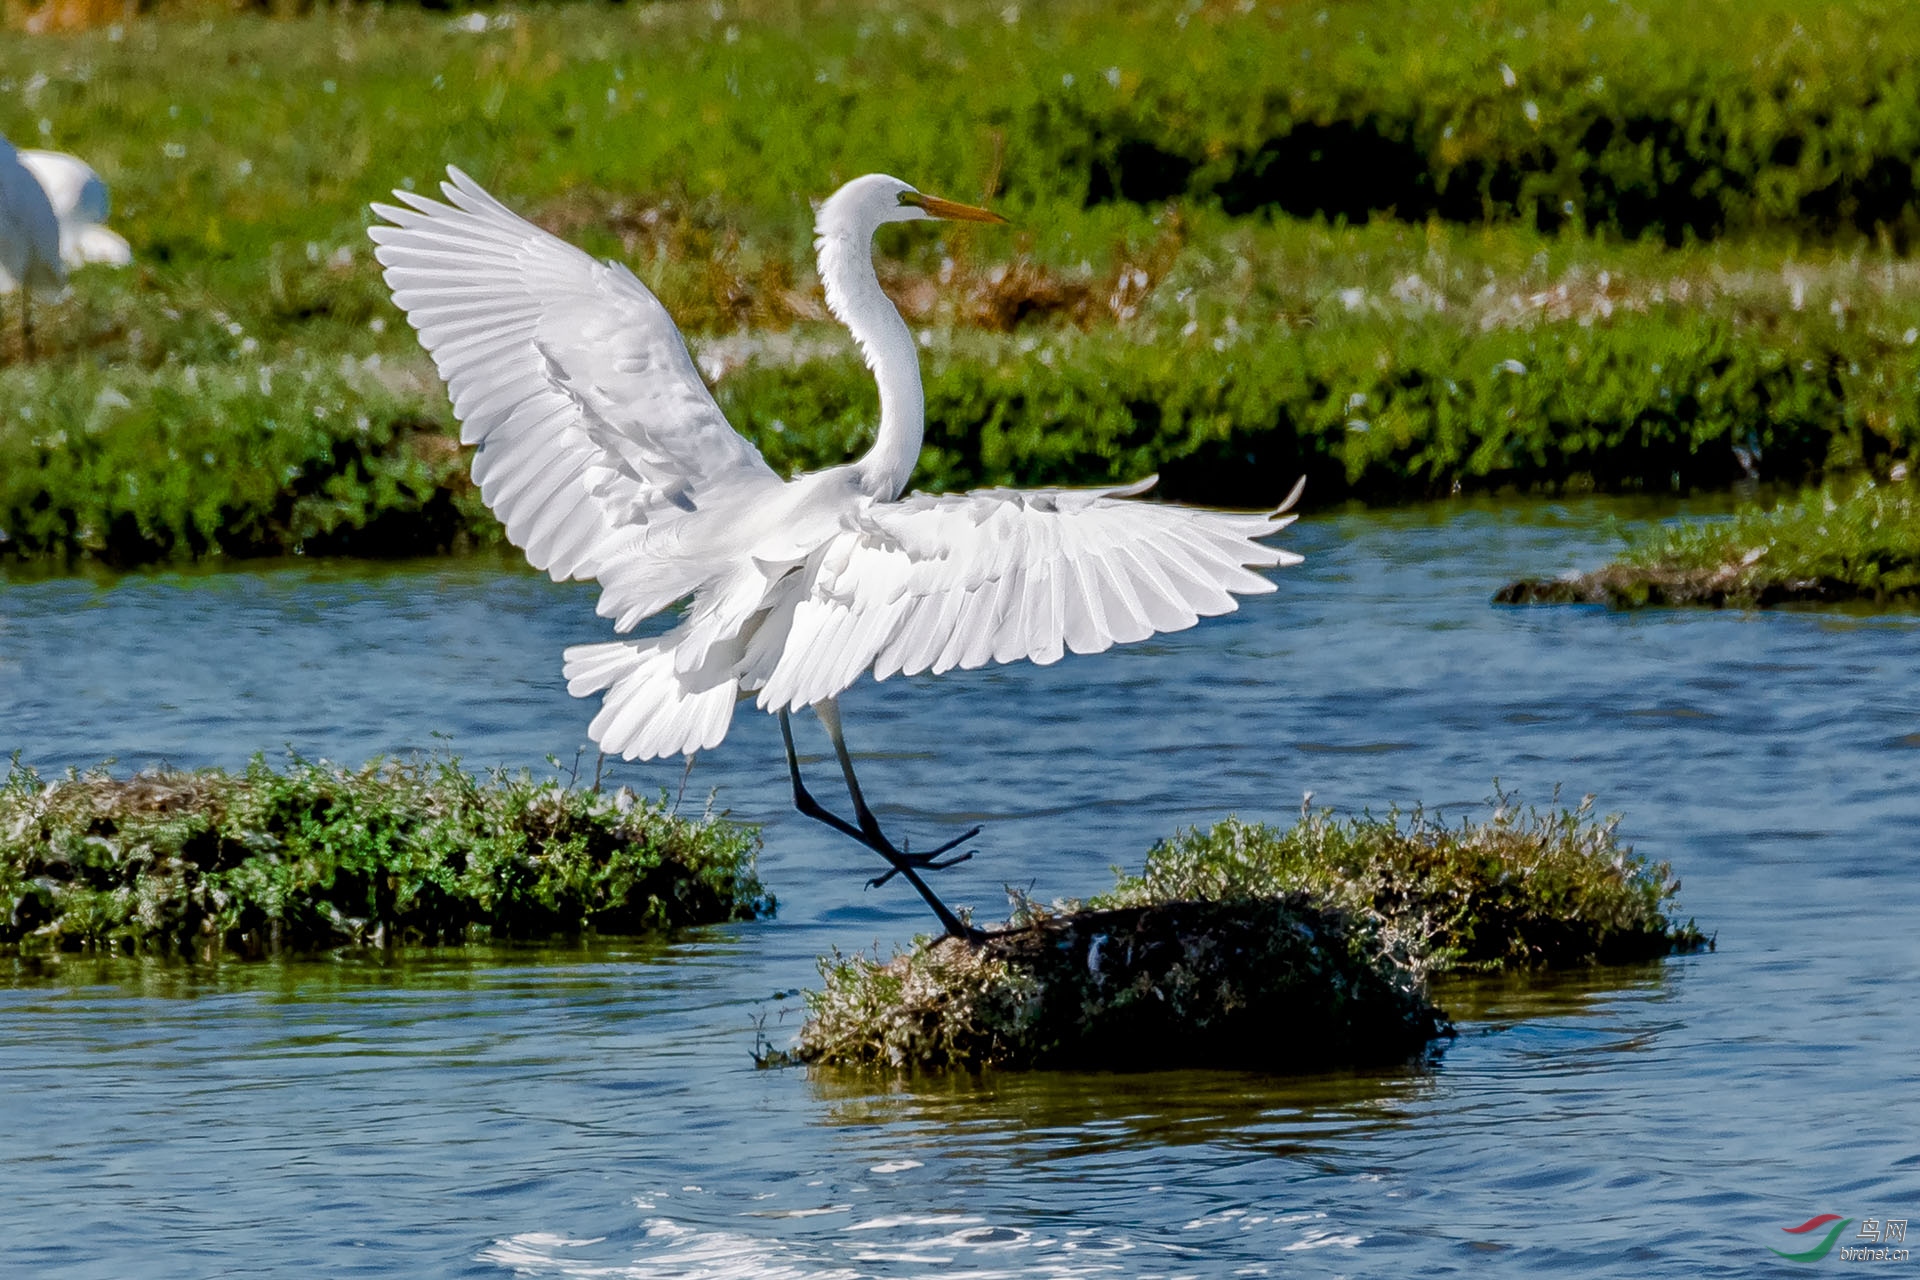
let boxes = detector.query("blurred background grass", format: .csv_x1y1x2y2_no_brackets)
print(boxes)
7,0,1920,567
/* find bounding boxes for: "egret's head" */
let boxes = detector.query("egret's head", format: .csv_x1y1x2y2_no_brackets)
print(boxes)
815,173,1006,241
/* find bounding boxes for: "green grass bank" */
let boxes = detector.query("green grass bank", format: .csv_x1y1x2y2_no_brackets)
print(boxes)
0,755,771,957
1498,476,1920,608
787,794,1706,1072
10,0,1920,567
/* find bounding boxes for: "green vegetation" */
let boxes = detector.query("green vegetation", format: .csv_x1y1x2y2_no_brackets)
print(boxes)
786,792,1704,1072
1498,476,1920,608
14,0,1920,243
1103,797,1709,974
0,754,771,957
10,0,1920,566
0,357,488,564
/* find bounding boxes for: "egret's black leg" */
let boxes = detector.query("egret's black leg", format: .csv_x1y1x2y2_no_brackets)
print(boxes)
779,709,865,843
779,707,982,942
819,701,887,845
814,698,982,862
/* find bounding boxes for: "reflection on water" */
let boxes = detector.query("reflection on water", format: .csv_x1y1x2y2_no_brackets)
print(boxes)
4,495,1920,1277
806,1062,1442,1163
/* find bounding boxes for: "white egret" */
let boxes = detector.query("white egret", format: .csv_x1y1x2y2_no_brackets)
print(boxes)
369,168,1301,937
17,149,133,271
0,136,65,360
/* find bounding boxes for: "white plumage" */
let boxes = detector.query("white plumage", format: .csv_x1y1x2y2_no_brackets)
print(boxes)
16,149,133,271
2,140,131,360
0,135,65,298
371,166,1300,762
371,167,1300,933
1,136,64,361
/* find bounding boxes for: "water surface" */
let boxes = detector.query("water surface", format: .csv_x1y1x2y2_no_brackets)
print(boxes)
2,498,1917,1277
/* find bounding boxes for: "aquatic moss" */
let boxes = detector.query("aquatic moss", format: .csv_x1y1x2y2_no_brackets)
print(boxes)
792,896,1445,1073
1496,478,1920,609
1102,796,1709,974
0,755,770,957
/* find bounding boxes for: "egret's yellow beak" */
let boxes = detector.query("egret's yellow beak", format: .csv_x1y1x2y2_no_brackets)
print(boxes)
900,191,1009,224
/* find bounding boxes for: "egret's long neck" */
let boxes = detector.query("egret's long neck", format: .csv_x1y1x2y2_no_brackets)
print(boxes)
816,226,922,499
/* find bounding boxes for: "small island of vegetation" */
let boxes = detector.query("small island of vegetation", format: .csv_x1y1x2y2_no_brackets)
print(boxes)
0,754,771,959
781,794,1708,1072
1498,478,1920,609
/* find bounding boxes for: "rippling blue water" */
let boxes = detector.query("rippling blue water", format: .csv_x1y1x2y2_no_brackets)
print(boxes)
2,498,1917,1277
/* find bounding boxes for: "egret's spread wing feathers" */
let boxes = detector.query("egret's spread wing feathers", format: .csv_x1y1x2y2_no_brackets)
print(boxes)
758,479,1302,710
368,167,779,582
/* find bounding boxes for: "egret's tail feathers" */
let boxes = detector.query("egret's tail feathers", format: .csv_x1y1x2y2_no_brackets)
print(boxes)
562,639,739,761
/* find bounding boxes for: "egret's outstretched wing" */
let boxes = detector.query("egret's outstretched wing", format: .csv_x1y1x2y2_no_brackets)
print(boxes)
756,478,1303,710
367,166,780,582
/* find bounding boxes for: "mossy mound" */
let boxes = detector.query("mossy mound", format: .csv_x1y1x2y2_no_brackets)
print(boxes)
0,755,771,958
788,794,1706,1073
791,896,1445,1073
1497,479,1920,611
1106,797,1711,974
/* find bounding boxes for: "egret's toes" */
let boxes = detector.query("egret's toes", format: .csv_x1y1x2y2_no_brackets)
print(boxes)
917,825,983,859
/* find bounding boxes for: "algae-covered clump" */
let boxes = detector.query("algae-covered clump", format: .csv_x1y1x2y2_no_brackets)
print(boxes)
793,896,1445,1072
0,754,770,958
788,793,1707,1072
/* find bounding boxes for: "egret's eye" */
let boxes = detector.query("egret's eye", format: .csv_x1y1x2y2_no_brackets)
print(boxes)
897,190,925,209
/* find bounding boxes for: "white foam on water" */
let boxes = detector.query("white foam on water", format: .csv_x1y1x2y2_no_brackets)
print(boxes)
480,1219,861,1280
928,1225,1034,1250
1281,1228,1364,1251
842,1212,983,1232
744,1205,853,1219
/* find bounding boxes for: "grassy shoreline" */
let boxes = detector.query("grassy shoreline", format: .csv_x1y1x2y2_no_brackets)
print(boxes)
1497,477,1920,609
0,755,772,958
9,305,1920,569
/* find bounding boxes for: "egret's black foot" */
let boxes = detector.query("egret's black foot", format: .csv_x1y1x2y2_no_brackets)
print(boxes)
778,708,982,942
865,833,980,889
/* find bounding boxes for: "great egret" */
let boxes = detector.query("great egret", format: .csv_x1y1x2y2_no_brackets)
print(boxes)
17,149,133,271
0,136,65,360
369,168,1301,938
